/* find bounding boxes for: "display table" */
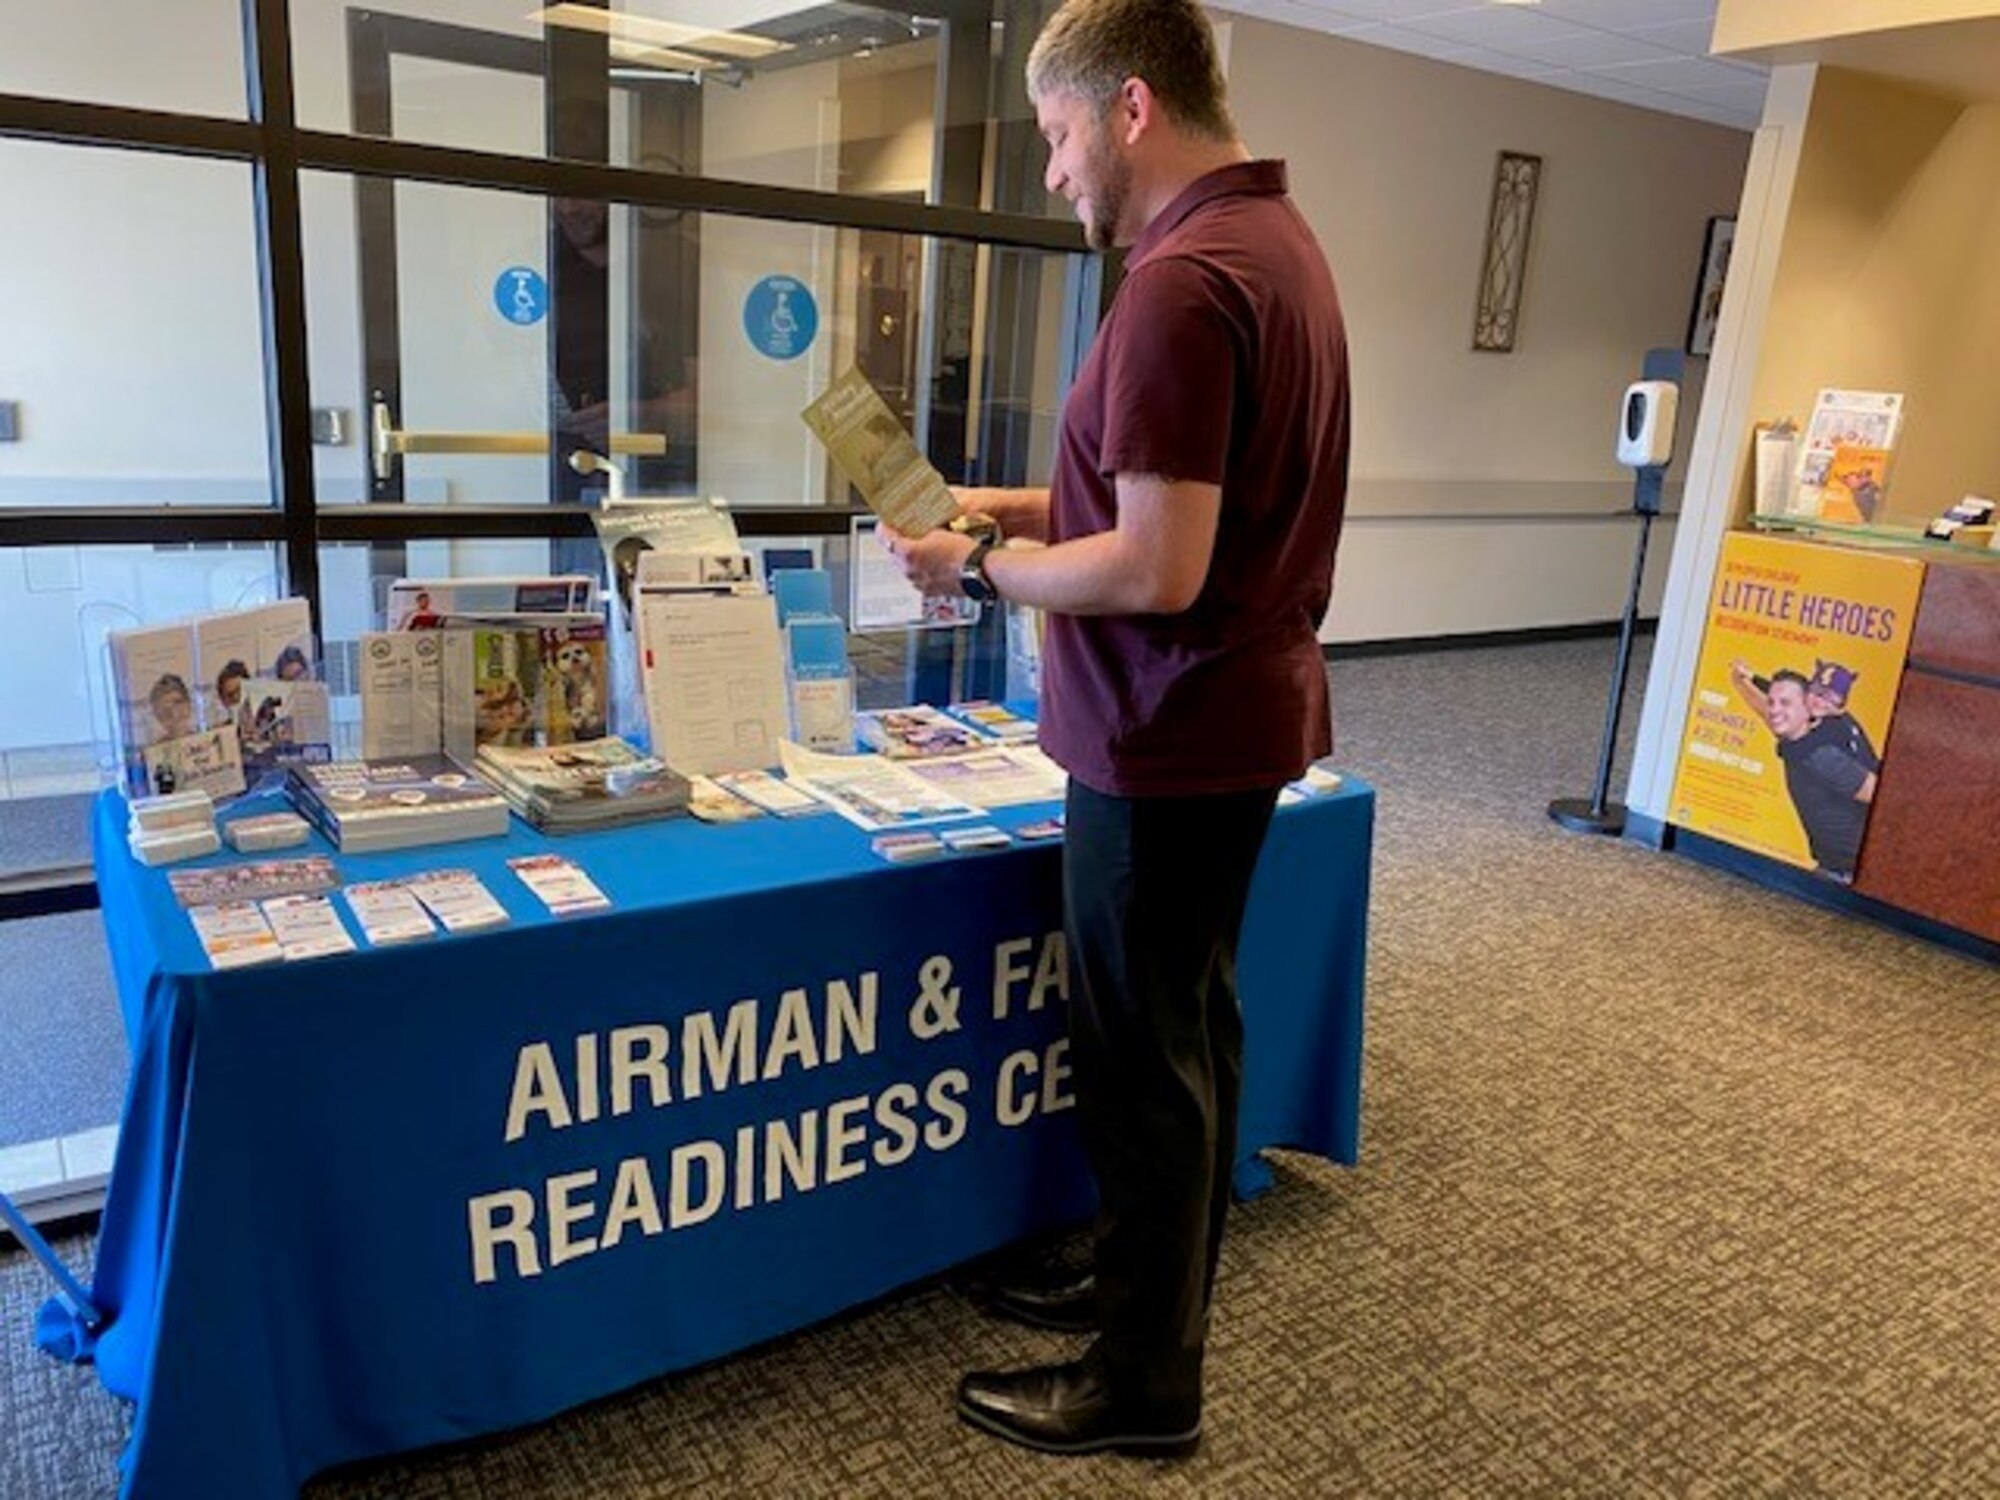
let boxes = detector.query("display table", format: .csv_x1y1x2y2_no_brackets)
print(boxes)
49,778,1372,1499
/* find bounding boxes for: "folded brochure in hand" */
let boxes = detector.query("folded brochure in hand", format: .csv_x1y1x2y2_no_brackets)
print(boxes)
800,368,959,535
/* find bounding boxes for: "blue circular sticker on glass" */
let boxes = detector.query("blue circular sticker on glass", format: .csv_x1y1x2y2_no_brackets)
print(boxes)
493,266,549,326
743,275,817,361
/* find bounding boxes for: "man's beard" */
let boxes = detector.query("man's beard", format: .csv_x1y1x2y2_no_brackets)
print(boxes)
1081,140,1132,252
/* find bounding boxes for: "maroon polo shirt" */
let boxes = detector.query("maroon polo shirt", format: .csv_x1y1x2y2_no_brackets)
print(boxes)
1037,159,1351,797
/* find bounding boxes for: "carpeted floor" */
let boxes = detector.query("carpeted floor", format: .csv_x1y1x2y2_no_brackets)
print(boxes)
4,638,1996,1498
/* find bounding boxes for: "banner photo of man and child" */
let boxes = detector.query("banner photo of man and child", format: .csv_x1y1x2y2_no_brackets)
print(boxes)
1671,533,1925,882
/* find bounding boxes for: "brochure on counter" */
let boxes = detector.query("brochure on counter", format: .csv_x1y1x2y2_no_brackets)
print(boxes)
778,741,985,832
904,746,1067,808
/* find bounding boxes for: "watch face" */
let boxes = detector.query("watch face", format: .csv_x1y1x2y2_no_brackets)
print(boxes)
960,543,996,602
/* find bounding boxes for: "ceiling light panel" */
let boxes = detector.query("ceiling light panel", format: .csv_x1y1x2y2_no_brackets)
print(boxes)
532,4,788,61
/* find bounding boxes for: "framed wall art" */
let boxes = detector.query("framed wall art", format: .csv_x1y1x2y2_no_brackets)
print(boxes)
1686,215,1736,356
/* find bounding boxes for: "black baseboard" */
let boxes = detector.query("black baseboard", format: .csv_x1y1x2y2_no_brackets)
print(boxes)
1324,618,1658,660
1672,829,1998,965
0,881,99,923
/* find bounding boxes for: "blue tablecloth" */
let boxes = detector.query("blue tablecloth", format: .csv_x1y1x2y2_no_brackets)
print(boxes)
51,777,1372,1498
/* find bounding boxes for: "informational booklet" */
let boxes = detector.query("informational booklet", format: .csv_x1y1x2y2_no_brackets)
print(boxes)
712,768,826,817
849,517,982,632
943,701,1038,744
636,588,790,775
260,893,357,961
342,880,438,945
438,613,608,764
591,503,744,635
287,757,510,853
791,673,856,754
905,747,1067,808
778,741,984,832
856,704,996,760
193,609,264,734
237,677,334,770
800,367,960,535
188,901,285,970
108,623,198,795
402,869,511,933
359,630,444,759
508,854,611,917
1820,444,1890,524
686,774,766,823
1794,389,1904,520
168,855,339,910
1016,816,1065,841
385,575,598,631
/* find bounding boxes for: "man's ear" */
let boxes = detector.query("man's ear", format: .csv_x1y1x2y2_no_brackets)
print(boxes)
1117,76,1157,145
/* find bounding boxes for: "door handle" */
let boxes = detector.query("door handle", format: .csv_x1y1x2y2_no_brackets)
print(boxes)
370,400,666,482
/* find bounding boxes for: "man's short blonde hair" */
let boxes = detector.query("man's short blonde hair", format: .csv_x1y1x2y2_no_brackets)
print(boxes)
1026,0,1235,143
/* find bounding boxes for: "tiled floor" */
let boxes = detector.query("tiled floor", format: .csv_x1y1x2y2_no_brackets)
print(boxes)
0,1125,116,1224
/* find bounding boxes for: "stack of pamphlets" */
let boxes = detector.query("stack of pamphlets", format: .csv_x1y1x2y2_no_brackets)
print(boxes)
108,599,326,799
287,757,510,853
855,705,997,760
943,701,1037,744
474,737,690,832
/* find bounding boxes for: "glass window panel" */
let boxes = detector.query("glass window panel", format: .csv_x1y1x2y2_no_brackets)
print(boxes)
290,0,1067,218
0,544,284,804
2,1,246,118
0,141,272,510
305,172,1086,510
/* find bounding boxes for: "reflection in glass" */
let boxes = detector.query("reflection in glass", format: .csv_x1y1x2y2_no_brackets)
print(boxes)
291,0,1063,217
306,173,1083,515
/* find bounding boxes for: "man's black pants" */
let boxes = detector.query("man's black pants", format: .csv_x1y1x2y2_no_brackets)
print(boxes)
1062,778,1279,1411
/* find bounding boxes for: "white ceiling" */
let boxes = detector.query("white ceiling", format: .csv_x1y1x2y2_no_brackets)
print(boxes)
1216,0,1766,132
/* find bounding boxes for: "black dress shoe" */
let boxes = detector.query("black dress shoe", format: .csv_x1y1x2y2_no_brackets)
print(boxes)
973,1270,1097,1333
956,1360,1200,1458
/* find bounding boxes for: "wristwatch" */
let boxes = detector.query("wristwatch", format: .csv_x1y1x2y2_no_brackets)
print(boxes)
959,538,998,603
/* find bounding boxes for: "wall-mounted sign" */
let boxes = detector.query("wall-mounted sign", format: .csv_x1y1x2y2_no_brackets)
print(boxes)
493,266,548,327
743,275,817,361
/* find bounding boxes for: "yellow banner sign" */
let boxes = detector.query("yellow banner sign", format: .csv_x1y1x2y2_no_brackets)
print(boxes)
1671,532,1924,880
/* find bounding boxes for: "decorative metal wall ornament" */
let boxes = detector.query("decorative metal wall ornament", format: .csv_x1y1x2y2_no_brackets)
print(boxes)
1472,151,1542,353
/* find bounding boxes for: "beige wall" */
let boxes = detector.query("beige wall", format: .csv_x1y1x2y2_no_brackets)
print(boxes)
1221,15,1751,640
1628,60,2000,824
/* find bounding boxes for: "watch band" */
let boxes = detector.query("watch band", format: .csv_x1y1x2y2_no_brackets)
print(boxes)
960,538,997,603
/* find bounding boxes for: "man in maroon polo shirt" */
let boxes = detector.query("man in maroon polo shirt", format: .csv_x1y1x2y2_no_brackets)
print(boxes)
883,0,1349,1458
